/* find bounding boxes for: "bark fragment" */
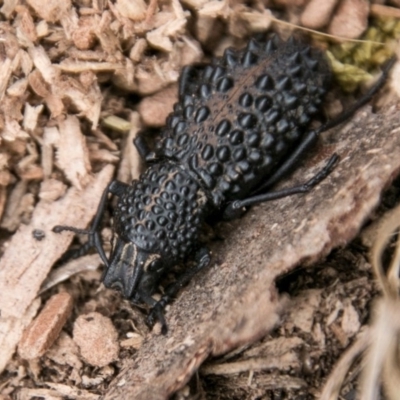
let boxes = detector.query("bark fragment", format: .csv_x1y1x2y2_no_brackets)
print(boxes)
18,292,73,360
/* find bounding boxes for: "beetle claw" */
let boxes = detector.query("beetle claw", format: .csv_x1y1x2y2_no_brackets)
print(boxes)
223,201,247,220
147,302,168,334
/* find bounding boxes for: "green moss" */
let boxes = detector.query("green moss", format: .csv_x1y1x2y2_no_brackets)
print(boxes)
327,17,399,92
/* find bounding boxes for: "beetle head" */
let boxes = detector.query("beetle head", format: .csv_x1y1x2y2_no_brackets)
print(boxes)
102,235,164,302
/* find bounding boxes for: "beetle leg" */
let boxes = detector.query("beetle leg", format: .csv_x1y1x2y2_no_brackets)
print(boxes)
223,154,339,220
179,65,196,100
146,246,211,334
179,62,218,101
53,180,130,266
133,135,150,159
133,133,159,163
179,64,208,100
255,130,319,193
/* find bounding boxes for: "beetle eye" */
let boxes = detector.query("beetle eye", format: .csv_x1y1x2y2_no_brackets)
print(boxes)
148,258,162,272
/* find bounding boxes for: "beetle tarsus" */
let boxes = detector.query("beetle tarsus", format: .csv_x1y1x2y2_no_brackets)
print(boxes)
147,302,169,334
301,153,339,192
223,153,340,217
52,225,90,235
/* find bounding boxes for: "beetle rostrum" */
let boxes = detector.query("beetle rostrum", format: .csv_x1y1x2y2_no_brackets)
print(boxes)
53,35,395,333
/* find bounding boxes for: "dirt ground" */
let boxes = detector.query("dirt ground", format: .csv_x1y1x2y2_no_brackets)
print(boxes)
1,0,400,399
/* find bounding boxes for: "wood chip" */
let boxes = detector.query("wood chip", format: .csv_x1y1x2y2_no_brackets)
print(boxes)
129,38,147,62
29,46,103,128
370,3,400,19
328,0,369,39
341,300,361,337
117,111,143,183
73,312,119,367
301,0,339,30
198,0,230,18
56,116,92,190
57,60,120,73
15,5,37,43
26,0,71,23
18,292,73,360
114,0,147,21
36,20,49,38
38,179,67,202
23,103,43,133
7,77,28,97
238,9,272,33
0,180,28,231
138,85,177,127
28,69,51,98
71,17,97,50
146,18,187,52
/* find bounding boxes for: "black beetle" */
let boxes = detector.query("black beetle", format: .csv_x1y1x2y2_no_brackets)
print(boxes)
54,35,394,333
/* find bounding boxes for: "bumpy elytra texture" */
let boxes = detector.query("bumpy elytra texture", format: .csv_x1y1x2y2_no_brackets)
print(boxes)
114,36,331,264
114,162,207,259
155,37,331,206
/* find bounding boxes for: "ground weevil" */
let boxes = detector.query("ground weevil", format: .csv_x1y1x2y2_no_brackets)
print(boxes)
54,35,395,333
